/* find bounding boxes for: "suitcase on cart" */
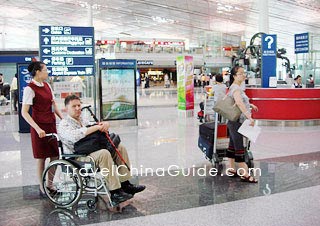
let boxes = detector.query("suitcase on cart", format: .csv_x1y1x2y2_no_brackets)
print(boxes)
199,122,227,142
198,120,228,162
198,112,254,172
198,136,226,160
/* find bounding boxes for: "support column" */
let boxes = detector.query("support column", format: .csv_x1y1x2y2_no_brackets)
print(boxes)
1,18,7,49
1,32,5,49
87,2,93,26
258,0,269,33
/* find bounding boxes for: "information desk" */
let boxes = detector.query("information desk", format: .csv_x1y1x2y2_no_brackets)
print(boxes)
245,88,320,120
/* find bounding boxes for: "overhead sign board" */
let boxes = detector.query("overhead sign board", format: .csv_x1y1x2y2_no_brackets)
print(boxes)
39,26,95,76
294,32,309,54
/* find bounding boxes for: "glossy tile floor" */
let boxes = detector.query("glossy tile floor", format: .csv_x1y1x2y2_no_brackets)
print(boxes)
0,87,320,226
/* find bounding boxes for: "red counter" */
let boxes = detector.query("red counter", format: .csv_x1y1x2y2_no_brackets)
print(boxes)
245,88,320,120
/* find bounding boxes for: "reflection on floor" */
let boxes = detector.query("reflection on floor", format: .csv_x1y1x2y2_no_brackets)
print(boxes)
1,153,319,226
1,87,320,226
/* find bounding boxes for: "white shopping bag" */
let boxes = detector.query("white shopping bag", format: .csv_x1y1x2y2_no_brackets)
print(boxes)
238,119,261,143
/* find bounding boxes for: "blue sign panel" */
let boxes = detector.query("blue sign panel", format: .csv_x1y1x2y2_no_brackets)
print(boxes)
39,26,95,76
17,64,32,133
17,64,32,103
99,59,136,68
261,34,277,88
294,32,309,54
0,56,36,63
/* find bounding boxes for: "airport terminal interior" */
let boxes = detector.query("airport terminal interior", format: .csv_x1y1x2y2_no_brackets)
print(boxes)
1,0,320,226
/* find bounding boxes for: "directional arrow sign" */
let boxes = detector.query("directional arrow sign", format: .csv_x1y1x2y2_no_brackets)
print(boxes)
43,48,50,54
43,59,51,64
42,27,50,33
43,37,50,45
39,26,94,76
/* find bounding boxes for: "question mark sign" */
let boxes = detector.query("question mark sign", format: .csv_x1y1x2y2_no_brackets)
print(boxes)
265,36,274,49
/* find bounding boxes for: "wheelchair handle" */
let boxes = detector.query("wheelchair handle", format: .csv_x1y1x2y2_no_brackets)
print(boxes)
45,133,60,141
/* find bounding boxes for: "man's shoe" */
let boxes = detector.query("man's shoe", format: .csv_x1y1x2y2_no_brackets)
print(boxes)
111,190,133,205
123,184,146,195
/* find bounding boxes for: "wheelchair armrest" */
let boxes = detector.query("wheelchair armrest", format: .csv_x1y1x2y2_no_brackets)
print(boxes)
61,153,87,158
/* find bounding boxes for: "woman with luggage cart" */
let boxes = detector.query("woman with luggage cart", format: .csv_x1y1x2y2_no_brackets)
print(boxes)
226,66,258,183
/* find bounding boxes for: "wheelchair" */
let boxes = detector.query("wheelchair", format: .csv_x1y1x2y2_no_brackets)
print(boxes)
42,133,113,211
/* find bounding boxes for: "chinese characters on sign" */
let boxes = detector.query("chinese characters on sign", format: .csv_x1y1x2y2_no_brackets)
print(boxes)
295,33,309,54
39,26,95,76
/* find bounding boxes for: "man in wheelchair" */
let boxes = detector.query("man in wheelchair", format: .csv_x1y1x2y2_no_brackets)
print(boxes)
57,95,145,205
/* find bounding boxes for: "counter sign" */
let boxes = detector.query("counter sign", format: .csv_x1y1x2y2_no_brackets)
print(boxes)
39,26,95,76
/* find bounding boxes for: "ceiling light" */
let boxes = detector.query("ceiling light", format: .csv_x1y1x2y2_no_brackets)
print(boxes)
78,1,101,9
152,16,175,24
119,32,132,36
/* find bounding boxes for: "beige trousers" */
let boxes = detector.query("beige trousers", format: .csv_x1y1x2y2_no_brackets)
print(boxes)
77,144,131,191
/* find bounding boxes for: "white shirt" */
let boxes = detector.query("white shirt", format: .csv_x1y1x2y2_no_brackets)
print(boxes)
213,83,227,102
22,79,54,105
10,77,18,91
57,115,90,154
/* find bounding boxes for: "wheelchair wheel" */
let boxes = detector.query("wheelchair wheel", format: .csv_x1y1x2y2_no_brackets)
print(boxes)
42,160,83,208
86,197,98,211
83,176,103,190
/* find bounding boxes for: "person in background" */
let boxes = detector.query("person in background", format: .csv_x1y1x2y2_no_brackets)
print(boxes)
226,66,259,183
10,73,18,112
212,74,227,103
164,73,170,88
145,75,150,88
0,73,10,99
21,61,63,197
223,72,230,87
0,73,6,106
0,73,4,95
292,75,303,88
307,74,314,88
201,74,206,88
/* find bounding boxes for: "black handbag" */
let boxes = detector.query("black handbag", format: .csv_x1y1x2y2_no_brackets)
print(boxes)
74,131,121,155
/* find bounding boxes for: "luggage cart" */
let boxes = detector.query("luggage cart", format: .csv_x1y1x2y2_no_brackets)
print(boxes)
203,92,215,122
198,112,254,172
212,112,255,171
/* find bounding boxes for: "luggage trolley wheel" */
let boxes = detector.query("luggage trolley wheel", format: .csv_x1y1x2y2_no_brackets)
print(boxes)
86,196,98,211
212,153,223,174
245,151,254,169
